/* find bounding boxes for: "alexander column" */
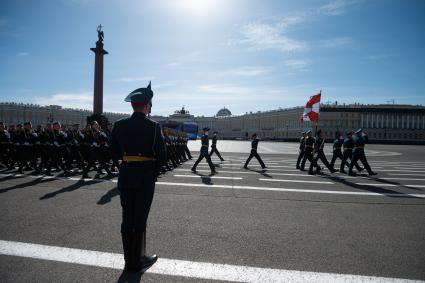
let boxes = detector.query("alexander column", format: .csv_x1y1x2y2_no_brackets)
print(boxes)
87,24,109,128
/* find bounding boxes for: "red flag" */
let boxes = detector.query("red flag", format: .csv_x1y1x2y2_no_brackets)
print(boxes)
301,91,321,123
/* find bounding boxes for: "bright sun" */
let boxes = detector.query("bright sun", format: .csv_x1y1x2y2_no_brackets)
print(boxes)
176,0,223,16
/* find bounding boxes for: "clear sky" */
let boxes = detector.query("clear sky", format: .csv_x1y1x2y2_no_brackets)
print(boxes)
0,0,424,116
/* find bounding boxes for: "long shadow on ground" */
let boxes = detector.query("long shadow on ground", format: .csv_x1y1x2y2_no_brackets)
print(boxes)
0,176,57,194
39,179,99,200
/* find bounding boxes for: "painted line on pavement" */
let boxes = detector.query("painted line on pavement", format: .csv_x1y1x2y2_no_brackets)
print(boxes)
175,168,316,177
388,173,425,176
259,178,334,184
173,175,243,180
156,182,425,198
380,178,425,181
2,173,424,196
375,170,425,173
0,240,423,283
355,183,425,188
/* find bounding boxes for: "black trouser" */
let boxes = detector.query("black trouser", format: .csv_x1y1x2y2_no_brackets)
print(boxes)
0,143,11,168
47,146,69,173
119,180,155,233
18,145,33,172
209,145,224,160
296,149,304,168
330,149,343,168
349,149,373,174
69,145,84,169
340,150,362,172
309,150,333,173
192,149,215,171
244,149,265,168
38,144,52,172
183,145,192,159
300,148,318,170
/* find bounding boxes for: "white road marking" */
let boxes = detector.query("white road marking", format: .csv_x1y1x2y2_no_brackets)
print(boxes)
379,178,425,181
174,174,243,180
394,167,425,170
2,172,424,197
356,183,425,188
0,240,423,283
376,170,425,173
194,165,301,172
388,173,425,176
259,178,334,184
156,182,425,198
175,168,316,177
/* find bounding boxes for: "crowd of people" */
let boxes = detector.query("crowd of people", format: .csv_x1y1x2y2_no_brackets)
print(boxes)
0,120,192,177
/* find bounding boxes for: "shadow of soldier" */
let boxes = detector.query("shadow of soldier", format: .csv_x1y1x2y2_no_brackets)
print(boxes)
116,271,143,283
97,186,120,205
39,179,99,200
331,177,421,198
0,176,56,194
191,172,214,185
245,167,273,178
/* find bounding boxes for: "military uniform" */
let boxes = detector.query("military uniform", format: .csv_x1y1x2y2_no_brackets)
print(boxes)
329,134,344,169
209,132,224,161
0,124,12,169
110,82,166,273
348,129,376,176
48,125,70,175
295,132,306,169
37,126,53,174
243,134,266,169
308,130,336,175
300,130,319,171
191,127,216,174
339,132,363,173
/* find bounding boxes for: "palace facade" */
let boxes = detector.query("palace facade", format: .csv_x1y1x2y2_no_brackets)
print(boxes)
1,102,424,144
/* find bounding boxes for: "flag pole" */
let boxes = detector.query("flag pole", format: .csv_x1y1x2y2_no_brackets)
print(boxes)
316,89,321,135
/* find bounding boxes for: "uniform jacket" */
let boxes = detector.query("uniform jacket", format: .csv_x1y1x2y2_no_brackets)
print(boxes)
110,112,166,189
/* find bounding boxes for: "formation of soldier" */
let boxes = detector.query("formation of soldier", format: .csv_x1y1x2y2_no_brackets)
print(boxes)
296,128,377,176
0,120,191,177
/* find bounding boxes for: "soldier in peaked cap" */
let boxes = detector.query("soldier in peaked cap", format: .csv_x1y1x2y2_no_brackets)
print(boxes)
209,131,225,161
348,129,377,176
243,133,267,169
340,131,364,174
295,131,306,169
191,127,216,174
110,82,167,274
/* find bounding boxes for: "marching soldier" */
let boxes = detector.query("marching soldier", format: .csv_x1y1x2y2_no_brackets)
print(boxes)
300,130,318,171
0,122,12,169
308,129,336,175
47,122,70,176
37,124,54,175
209,131,224,161
295,131,306,169
82,121,112,178
329,132,344,169
106,122,120,172
110,83,166,274
10,124,24,171
68,123,85,170
182,134,192,160
348,129,377,176
340,131,363,174
191,127,216,174
243,133,267,169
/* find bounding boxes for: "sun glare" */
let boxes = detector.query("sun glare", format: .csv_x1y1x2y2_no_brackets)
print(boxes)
176,0,223,16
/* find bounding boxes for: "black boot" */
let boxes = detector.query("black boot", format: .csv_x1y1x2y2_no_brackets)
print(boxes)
121,232,134,272
132,231,157,272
